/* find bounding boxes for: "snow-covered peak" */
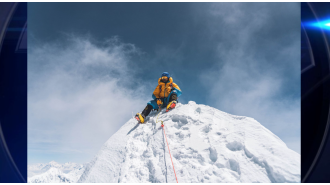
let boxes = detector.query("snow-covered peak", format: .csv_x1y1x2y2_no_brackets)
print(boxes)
49,160,57,164
28,161,85,183
188,100,197,105
48,161,60,167
28,167,72,183
44,167,61,174
78,102,300,183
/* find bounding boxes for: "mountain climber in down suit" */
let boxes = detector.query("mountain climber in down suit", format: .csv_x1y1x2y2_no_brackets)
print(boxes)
135,72,182,124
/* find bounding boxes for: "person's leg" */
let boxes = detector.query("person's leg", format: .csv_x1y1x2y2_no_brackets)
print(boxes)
136,100,158,123
165,91,178,112
172,89,182,98
169,92,177,102
141,104,153,118
147,100,159,110
165,91,177,105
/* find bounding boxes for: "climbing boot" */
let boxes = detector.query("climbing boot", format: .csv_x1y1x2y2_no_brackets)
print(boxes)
166,101,177,112
135,113,145,124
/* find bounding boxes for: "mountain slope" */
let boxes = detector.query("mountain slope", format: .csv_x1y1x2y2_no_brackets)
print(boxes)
78,101,300,183
28,162,85,183
28,167,72,183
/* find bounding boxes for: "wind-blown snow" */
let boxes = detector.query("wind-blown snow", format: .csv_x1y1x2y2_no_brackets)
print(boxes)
78,101,300,183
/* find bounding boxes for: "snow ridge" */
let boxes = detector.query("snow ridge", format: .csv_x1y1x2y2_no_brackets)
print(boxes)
28,167,72,183
78,101,300,183
28,161,85,183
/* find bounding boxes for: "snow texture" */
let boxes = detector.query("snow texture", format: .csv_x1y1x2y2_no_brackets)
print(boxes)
77,101,300,183
28,161,84,183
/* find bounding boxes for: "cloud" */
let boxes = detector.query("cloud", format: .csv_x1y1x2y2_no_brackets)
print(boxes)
197,3,300,153
28,35,150,163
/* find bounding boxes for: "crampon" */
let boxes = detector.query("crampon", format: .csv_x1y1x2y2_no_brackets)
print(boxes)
166,101,177,112
135,113,145,124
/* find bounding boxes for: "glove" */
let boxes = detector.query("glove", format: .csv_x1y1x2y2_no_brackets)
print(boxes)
157,98,163,106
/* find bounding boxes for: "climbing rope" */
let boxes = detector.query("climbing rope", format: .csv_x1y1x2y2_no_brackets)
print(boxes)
155,108,178,183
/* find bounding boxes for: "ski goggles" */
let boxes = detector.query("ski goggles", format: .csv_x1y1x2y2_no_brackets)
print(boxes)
161,76,168,81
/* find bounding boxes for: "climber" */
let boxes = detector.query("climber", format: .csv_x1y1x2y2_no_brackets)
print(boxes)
135,72,182,124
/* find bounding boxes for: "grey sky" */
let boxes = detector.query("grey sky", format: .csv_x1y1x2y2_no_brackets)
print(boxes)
28,2,300,164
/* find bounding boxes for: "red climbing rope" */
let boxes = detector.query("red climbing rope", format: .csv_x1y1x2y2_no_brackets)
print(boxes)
161,123,178,183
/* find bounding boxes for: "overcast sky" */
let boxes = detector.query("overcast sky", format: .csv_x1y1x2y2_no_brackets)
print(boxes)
28,2,300,164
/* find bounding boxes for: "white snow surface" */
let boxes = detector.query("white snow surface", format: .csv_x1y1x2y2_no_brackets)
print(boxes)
78,101,300,183
28,161,84,183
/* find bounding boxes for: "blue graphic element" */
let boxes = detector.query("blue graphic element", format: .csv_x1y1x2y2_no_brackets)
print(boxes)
0,2,27,183
304,19,330,30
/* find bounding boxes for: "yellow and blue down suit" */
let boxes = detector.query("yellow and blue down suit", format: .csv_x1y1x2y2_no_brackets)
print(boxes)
136,74,182,123
148,77,182,110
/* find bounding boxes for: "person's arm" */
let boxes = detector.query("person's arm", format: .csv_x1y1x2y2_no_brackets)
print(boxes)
172,83,181,91
153,84,161,98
